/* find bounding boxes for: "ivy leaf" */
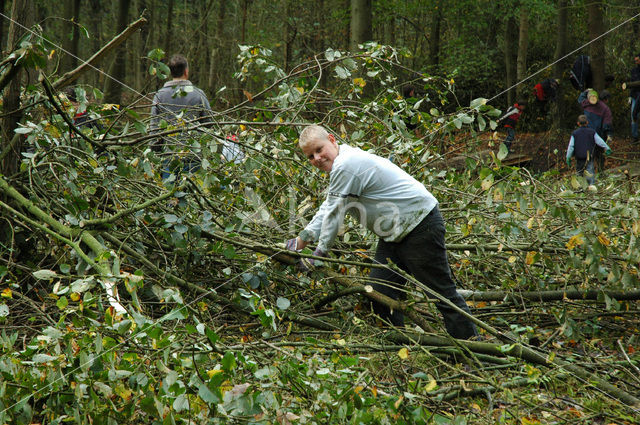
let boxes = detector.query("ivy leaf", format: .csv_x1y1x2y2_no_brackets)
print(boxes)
276,296,291,310
33,269,58,280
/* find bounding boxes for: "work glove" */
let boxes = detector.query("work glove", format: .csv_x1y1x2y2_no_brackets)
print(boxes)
605,149,613,156
297,248,326,272
566,157,571,167
285,238,300,251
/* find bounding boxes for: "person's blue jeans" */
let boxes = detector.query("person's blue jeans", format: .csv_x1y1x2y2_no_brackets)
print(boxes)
161,158,200,180
631,97,638,140
576,158,595,185
504,127,515,152
369,206,478,339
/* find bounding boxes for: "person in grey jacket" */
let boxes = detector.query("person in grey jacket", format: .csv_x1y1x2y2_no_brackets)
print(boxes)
150,54,211,175
286,125,478,339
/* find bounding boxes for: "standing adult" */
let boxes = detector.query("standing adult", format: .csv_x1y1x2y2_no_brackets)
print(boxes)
629,53,640,143
150,54,211,176
285,125,478,340
578,89,613,172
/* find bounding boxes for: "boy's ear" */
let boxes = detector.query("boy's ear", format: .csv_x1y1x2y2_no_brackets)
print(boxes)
328,133,336,143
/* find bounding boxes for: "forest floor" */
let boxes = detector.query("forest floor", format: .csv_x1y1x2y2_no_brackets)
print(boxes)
443,129,640,178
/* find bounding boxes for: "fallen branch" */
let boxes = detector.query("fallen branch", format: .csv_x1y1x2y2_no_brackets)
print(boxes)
459,288,640,302
51,17,147,91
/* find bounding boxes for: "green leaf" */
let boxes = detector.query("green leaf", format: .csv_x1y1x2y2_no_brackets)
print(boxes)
56,296,68,310
222,351,236,372
335,66,350,79
497,143,509,160
173,394,189,412
276,297,290,310
198,382,220,404
33,269,58,280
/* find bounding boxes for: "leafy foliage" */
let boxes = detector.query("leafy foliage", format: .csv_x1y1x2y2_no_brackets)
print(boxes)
1,33,639,425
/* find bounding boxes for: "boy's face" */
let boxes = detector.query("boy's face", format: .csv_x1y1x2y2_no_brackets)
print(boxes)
301,134,339,172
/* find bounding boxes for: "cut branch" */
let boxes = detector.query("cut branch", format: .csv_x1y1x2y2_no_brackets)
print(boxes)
51,16,147,91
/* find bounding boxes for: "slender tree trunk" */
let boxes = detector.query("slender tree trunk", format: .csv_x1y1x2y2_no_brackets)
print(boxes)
350,0,372,51
88,0,102,87
1,0,31,176
516,7,529,99
344,0,350,51
241,0,249,44
164,0,174,54
62,0,82,71
104,0,131,105
504,17,517,105
428,1,442,69
552,0,568,129
283,0,292,72
388,11,396,46
315,0,325,52
0,0,6,53
210,0,226,89
588,1,606,91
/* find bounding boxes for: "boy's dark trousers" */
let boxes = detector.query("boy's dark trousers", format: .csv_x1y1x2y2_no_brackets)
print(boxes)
369,206,478,339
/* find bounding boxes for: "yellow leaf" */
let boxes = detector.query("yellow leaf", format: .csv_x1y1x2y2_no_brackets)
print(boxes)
397,347,409,360
1,288,12,298
371,386,378,397
521,417,542,425
525,251,536,266
394,395,404,409
207,369,223,378
526,217,534,229
424,376,437,392
70,292,81,302
566,234,584,250
353,77,366,88
597,233,610,246
508,256,517,264
354,385,363,394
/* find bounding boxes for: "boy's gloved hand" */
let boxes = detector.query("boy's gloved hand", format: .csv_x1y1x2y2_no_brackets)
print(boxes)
566,157,571,167
285,238,299,251
297,248,326,271
605,149,613,156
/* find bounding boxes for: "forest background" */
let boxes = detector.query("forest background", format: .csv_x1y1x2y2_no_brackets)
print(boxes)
2,1,640,425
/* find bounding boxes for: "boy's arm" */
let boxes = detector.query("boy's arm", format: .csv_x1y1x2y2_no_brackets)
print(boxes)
594,133,611,151
566,136,575,160
299,166,362,253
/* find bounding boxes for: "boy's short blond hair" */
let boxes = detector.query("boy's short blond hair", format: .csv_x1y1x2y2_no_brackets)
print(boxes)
299,125,330,148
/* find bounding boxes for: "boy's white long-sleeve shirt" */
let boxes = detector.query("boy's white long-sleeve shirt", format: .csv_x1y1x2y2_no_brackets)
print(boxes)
300,144,438,252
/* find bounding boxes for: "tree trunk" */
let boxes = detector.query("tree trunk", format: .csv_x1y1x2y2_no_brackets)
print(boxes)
504,17,517,105
241,0,249,44
350,0,372,52
1,0,31,176
588,1,606,91
104,0,131,105
62,0,82,71
428,1,442,69
0,0,6,53
552,0,568,130
283,0,292,72
210,0,226,90
164,0,174,54
516,7,529,99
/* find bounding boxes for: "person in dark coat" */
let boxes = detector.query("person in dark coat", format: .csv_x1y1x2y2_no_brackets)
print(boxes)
500,100,527,153
566,115,612,185
578,89,613,173
629,53,640,143
570,55,592,91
